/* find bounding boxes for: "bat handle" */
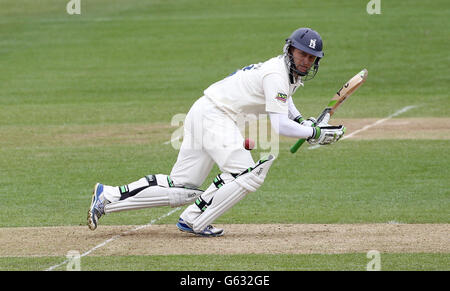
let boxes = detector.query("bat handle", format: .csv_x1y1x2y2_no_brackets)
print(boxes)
290,138,306,153
290,108,331,154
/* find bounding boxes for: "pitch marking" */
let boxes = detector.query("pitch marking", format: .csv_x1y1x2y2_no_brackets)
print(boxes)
44,207,181,271
163,134,182,145
308,105,419,150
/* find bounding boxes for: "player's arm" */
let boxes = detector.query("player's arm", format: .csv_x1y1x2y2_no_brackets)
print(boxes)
262,74,342,145
288,96,330,126
269,112,345,145
262,74,312,138
287,97,303,123
269,112,314,138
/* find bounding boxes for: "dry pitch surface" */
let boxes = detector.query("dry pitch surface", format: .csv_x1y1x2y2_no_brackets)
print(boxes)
3,118,449,148
1,118,449,260
1,224,449,257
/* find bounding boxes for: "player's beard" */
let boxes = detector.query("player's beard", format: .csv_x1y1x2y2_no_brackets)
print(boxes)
295,64,311,76
287,52,311,82
292,57,318,82
283,41,321,82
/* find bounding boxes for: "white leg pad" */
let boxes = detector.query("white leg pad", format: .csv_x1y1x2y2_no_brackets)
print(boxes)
192,182,246,232
179,173,235,223
104,186,203,213
192,155,275,232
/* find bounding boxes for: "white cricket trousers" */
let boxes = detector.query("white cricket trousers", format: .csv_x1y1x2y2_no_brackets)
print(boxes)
169,96,255,188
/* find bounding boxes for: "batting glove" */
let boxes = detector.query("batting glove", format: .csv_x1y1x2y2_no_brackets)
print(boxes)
317,113,331,126
300,117,317,127
307,125,346,145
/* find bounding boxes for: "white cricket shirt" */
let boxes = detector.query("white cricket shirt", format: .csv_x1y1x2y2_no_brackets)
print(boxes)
204,55,303,121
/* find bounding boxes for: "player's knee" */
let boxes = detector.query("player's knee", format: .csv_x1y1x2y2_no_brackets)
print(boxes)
234,155,275,192
153,174,203,207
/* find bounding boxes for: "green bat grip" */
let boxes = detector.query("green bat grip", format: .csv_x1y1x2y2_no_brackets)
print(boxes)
290,108,329,154
290,138,306,153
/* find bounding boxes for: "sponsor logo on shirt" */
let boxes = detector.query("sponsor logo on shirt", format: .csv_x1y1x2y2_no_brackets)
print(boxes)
275,93,287,103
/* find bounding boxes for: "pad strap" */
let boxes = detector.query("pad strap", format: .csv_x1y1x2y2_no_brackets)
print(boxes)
213,174,225,189
192,155,276,232
195,197,210,212
195,174,237,212
119,175,158,200
236,157,271,178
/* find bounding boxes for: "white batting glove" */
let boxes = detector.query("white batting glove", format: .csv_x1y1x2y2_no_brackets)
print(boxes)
307,125,346,145
300,117,317,127
317,113,331,126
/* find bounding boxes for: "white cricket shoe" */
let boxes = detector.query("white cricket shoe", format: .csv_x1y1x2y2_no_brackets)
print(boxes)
87,183,110,230
176,218,224,237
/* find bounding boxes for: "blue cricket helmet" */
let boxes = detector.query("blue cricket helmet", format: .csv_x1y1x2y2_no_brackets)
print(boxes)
284,28,324,82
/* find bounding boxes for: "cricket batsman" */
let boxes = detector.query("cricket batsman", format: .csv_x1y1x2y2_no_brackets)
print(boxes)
88,28,345,236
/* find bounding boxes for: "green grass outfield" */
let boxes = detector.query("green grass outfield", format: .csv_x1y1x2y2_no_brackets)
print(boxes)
0,0,449,271
1,253,448,271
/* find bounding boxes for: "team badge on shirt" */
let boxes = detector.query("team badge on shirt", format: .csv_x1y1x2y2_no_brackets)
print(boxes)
275,93,287,103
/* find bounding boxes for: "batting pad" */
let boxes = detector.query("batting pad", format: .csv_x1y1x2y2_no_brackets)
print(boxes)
192,155,275,232
104,186,203,213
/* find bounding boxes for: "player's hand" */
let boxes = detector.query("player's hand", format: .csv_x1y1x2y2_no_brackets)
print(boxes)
317,113,330,126
307,125,346,145
300,117,317,127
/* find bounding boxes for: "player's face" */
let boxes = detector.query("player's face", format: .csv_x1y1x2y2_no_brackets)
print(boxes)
291,48,316,74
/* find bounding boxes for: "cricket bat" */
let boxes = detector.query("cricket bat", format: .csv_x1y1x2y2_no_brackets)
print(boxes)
290,68,368,153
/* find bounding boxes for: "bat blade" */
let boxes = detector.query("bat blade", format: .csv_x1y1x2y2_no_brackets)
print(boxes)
329,68,368,116
290,69,368,154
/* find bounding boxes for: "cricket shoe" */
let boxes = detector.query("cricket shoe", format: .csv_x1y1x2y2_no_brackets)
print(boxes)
176,218,224,237
87,183,110,231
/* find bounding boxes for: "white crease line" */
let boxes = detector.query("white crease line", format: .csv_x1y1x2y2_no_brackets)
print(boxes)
308,105,419,150
44,207,181,271
163,134,182,145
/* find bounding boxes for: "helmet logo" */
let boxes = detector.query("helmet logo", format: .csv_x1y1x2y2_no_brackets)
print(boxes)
309,39,317,49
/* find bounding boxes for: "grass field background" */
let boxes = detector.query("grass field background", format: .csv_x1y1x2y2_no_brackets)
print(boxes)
0,0,449,271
